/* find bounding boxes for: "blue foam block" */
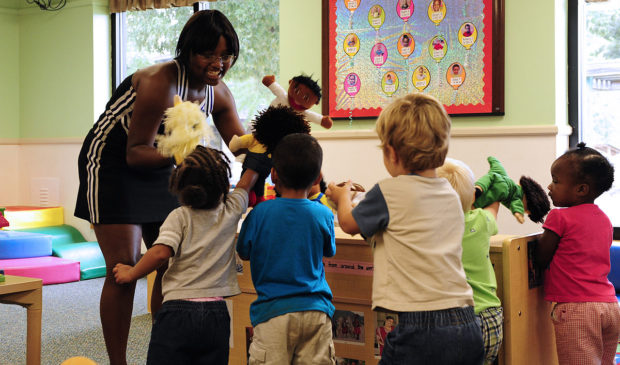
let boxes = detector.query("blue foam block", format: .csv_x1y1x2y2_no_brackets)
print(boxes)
609,242,620,293
0,231,52,259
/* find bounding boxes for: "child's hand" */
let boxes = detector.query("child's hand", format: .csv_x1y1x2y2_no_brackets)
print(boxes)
326,181,353,207
321,116,334,129
262,75,276,87
113,263,135,284
514,212,525,224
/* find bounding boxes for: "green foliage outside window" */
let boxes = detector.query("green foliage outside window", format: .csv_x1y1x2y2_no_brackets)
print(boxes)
123,1,279,128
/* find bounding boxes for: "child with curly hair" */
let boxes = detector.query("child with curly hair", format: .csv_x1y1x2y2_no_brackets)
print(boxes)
535,142,620,364
113,145,261,364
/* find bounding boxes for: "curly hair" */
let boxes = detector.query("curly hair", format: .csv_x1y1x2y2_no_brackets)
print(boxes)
252,105,311,153
272,133,322,190
519,176,550,223
168,145,231,209
291,74,322,102
562,142,615,198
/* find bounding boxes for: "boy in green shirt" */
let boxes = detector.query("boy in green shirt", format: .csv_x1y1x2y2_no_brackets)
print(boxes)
437,158,503,365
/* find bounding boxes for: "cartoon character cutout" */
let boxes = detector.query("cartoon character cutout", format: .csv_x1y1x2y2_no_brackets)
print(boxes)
429,36,447,62
458,22,478,50
413,65,430,91
398,33,415,58
397,0,413,21
368,5,385,29
371,43,388,67
344,33,360,57
344,0,360,12
345,73,361,97
382,71,399,96
428,0,446,25
446,62,466,89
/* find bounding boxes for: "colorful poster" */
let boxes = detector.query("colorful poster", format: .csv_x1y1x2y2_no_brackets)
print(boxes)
324,0,502,117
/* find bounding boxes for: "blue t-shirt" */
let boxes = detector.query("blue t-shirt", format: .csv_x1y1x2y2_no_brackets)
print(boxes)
237,198,336,326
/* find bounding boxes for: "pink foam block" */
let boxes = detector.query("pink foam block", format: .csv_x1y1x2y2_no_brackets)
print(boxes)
0,256,80,285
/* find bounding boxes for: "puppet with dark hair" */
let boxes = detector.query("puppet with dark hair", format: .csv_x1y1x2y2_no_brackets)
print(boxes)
474,156,550,223
229,105,311,206
262,74,333,129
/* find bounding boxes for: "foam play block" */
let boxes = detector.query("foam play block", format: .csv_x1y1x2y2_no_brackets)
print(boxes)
53,242,106,280
0,256,80,285
11,225,106,280
0,231,52,259
11,225,86,246
3,206,64,230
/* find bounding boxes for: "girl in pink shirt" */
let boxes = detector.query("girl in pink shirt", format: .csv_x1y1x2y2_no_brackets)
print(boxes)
535,142,619,365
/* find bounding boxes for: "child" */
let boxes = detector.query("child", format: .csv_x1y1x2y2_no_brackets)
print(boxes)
236,133,337,364
326,93,483,365
308,174,337,214
534,142,619,364
437,158,503,365
262,74,333,129
113,145,261,365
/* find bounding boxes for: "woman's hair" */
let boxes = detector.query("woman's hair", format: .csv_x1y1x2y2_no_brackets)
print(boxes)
436,158,475,213
175,10,239,67
375,93,451,171
169,145,231,209
561,142,615,198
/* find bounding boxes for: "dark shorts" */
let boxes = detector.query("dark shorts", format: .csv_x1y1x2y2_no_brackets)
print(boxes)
379,306,484,365
147,300,230,365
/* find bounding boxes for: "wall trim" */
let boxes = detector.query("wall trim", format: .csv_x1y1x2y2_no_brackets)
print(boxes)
312,124,573,141
1,125,572,145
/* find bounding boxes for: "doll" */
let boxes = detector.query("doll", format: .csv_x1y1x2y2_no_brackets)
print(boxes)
228,105,311,206
474,156,550,223
262,74,333,129
155,95,211,164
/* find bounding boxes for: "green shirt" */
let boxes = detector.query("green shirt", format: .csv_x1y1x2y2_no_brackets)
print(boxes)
462,208,502,313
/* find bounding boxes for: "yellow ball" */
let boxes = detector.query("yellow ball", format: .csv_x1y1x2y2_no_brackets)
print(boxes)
61,356,97,365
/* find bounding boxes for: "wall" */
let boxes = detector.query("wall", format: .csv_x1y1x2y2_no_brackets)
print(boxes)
0,0,568,239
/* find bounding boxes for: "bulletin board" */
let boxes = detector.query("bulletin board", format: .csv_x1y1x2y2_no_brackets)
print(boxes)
322,0,505,118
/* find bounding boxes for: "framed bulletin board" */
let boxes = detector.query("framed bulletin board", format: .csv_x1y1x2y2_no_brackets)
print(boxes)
322,0,505,118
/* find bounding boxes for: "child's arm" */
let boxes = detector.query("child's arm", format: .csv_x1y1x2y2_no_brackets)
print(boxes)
326,181,360,235
533,228,560,269
235,168,260,193
113,244,173,284
482,201,500,220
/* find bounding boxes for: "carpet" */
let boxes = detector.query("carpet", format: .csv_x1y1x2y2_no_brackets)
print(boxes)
0,277,151,365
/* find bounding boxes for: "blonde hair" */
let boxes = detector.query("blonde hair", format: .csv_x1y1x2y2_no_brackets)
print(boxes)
436,158,475,213
375,93,451,171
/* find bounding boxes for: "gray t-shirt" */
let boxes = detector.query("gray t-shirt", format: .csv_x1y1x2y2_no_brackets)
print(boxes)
155,188,248,302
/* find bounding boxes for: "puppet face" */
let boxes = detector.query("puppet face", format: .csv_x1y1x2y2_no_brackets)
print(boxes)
287,81,319,111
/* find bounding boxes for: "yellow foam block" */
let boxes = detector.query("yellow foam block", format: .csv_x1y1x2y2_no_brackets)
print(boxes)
3,206,64,229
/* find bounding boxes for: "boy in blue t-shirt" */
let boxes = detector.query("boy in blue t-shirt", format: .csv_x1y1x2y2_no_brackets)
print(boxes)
237,133,336,364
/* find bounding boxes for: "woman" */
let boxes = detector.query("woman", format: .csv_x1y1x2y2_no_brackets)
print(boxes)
74,10,244,365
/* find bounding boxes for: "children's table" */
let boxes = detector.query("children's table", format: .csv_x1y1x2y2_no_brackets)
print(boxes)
0,274,43,365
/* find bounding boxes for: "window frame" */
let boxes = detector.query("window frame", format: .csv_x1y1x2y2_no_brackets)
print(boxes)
567,0,619,240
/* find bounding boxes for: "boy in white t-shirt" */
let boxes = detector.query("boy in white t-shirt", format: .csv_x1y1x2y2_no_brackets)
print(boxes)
327,93,483,364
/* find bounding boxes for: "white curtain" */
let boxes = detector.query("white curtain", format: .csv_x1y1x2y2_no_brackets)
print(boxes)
109,0,216,14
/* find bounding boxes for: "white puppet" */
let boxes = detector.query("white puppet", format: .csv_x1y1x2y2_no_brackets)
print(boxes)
156,95,212,164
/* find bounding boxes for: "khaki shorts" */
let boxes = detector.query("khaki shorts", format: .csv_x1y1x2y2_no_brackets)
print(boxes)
249,311,336,365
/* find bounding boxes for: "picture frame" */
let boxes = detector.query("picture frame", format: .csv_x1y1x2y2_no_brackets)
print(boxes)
322,0,505,118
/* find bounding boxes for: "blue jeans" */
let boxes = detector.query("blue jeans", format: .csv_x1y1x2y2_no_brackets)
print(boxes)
147,300,230,365
379,306,484,365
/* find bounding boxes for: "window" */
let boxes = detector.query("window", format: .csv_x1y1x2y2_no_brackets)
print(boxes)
568,0,620,239
112,1,279,129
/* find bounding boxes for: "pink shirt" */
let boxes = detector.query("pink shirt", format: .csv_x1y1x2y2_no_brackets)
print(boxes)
543,204,616,303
